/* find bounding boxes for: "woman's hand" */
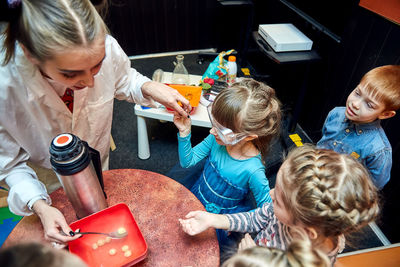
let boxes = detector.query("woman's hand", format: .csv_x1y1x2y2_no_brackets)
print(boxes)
238,233,257,251
141,81,191,117
32,200,81,245
173,113,191,137
179,210,230,236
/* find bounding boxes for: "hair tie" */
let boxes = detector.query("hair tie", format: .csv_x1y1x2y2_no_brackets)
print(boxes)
7,0,22,9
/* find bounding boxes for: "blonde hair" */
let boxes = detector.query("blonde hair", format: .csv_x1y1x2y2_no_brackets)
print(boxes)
0,242,87,267
212,78,282,159
361,65,400,111
223,232,330,267
280,144,379,239
2,0,108,65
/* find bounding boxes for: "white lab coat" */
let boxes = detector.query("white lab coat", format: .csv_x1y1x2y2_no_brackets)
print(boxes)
0,35,153,216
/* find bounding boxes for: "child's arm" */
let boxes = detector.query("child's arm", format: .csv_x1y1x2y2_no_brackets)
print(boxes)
173,113,211,168
225,203,274,234
177,134,215,168
366,150,392,189
180,203,274,236
316,107,341,147
249,168,272,206
173,113,191,137
179,210,229,236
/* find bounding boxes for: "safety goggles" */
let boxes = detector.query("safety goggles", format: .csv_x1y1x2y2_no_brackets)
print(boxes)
207,105,247,145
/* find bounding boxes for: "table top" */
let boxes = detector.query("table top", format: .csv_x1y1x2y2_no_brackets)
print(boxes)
135,103,212,128
135,72,212,128
3,169,219,267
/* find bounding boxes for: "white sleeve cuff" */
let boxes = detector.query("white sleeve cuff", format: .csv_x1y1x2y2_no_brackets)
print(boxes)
7,178,51,216
27,195,50,211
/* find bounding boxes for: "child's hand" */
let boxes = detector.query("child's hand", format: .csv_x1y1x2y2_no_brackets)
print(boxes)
238,233,257,251
173,112,191,137
179,211,211,236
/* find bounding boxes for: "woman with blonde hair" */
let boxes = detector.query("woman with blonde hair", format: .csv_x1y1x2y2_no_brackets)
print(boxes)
0,0,190,246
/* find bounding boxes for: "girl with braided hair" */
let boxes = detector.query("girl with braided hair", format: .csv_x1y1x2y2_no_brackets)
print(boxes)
179,144,380,264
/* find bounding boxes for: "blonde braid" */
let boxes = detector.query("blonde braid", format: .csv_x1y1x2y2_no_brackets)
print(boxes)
286,230,331,267
281,144,379,238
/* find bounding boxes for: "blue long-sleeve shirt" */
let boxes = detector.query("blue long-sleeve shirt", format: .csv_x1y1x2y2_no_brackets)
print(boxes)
178,133,272,206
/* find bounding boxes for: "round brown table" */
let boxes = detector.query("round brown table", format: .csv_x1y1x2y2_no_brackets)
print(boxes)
3,169,220,266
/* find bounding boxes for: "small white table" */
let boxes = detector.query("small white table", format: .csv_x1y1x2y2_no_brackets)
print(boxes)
134,73,212,159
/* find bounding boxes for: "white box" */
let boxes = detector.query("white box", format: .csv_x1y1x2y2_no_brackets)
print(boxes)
258,23,313,52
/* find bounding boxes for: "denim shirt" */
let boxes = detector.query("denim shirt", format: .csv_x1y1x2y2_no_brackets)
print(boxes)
317,107,392,189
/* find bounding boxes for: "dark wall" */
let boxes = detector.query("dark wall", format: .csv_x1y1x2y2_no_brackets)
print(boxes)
106,0,400,243
105,0,253,56
105,0,218,55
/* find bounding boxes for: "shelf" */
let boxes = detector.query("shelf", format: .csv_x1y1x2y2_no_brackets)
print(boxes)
252,31,321,64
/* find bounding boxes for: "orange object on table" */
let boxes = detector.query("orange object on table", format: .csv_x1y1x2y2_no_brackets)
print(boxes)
168,84,203,107
3,169,219,267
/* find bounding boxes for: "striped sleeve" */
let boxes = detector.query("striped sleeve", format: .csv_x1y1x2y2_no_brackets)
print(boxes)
226,203,274,233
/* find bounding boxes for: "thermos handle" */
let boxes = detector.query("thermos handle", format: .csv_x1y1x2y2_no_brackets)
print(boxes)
84,141,107,199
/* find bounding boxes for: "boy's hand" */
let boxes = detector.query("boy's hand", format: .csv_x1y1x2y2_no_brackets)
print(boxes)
173,113,191,137
179,211,212,236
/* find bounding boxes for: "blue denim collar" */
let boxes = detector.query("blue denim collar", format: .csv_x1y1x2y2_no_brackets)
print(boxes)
342,117,381,135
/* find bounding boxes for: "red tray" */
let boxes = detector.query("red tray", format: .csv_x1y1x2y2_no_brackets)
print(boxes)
69,203,147,267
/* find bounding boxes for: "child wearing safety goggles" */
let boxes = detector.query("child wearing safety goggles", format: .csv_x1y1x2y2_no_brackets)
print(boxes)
173,78,281,216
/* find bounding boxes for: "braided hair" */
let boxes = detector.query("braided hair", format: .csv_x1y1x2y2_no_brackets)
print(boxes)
280,144,380,238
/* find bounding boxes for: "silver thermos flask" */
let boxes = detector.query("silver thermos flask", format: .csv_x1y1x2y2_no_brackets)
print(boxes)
49,133,108,219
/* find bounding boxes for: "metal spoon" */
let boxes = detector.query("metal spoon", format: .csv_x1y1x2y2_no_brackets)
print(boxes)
61,228,128,239
76,230,127,239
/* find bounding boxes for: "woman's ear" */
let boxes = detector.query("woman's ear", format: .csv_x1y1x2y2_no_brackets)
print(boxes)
20,44,40,65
